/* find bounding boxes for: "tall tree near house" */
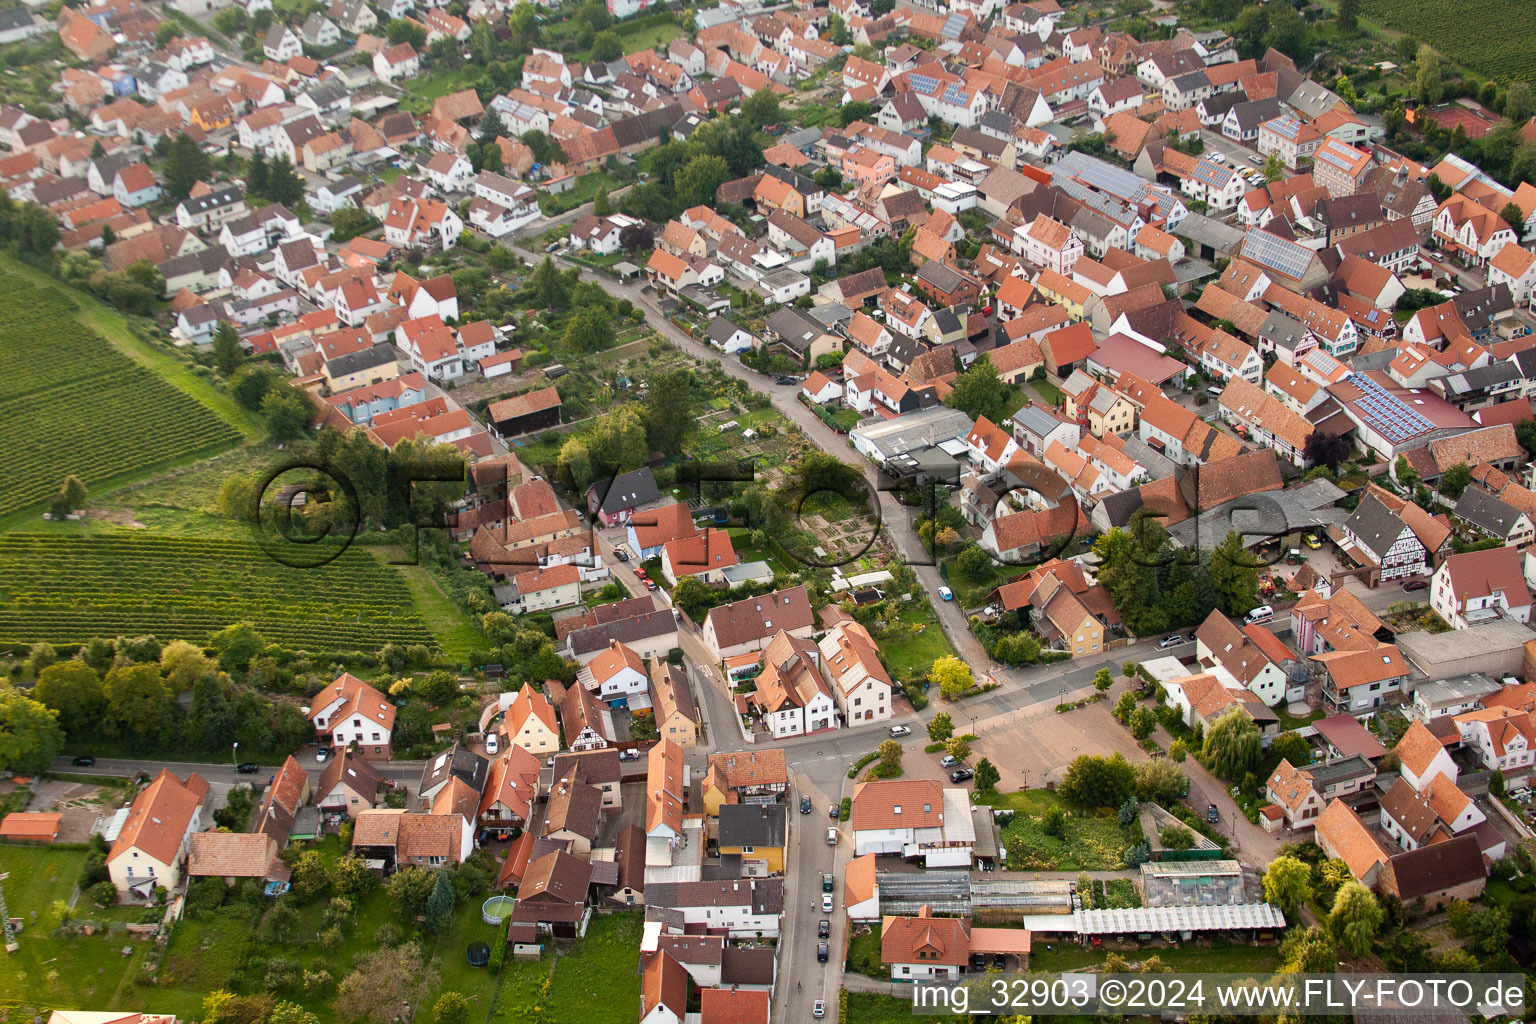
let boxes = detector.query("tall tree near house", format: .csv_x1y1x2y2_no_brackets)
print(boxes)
1416,45,1443,106
212,320,244,376
164,131,212,198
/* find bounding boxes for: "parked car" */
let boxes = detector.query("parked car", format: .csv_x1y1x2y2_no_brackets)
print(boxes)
817,942,829,963
940,755,960,768
1158,634,1184,649
937,586,954,601
71,756,95,767
819,919,830,938
801,795,813,813
950,768,974,782
1402,579,1429,591
236,762,259,774
813,1001,826,1018
888,725,911,737
821,893,834,912
1207,803,1220,823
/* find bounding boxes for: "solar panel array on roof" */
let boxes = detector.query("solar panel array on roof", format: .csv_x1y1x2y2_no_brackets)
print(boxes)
942,82,970,106
1242,229,1313,281
908,72,940,95
1344,372,1434,444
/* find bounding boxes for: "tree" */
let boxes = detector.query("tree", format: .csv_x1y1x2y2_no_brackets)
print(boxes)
675,153,731,209
1505,81,1534,126
210,622,265,673
262,388,312,442
164,132,211,198
49,475,87,519
265,156,304,207
212,320,244,377
1303,431,1351,473
1262,855,1312,915
974,757,1000,791
944,735,971,762
931,656,974,700
433,993,469,1024
1335,0,1358,33
1202,706,1261,780
1093,667,1114,692
35,661,107,738
1133,758,1186,803
943,356,1008,422
0,686,64,774
1416,45,1444,106
335,943,438,1024
1269,731,1310,769
1438,461,1472,500
590,29,622,61
1058,753,1137,807
104,664,171,740
424,870,455,933
877,738,903,770
741,89,781,130
1329,881,1384,956
1209,530,1259,617
563,305,616,353
927,712,954,742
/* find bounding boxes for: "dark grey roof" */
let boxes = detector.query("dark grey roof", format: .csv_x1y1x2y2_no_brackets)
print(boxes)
1341,493,1409,561
1453,486,1525,539
589,467,659,514
717,803,787,849
325,343,399,377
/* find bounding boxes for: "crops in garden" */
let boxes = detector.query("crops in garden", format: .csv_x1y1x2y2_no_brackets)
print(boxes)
0,533,437,652
0,275,243,516
1358,0,1536,82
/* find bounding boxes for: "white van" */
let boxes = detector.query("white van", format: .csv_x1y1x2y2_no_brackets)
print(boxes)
1245,605,1274,624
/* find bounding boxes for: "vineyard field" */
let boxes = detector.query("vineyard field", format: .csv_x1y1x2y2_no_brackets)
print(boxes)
0,271,243,517
1357,0,1536,82
0,533,437,652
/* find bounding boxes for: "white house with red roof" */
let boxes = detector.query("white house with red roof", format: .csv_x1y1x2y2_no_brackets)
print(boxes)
309,672,397,759
107,769,209,897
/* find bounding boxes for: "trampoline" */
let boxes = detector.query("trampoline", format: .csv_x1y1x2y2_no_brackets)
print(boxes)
466,942,490,967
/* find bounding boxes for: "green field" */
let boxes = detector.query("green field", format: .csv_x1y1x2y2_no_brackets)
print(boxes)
0,268,246,518
1358,0,1536,81
0,533,436,652
0,845,183,1015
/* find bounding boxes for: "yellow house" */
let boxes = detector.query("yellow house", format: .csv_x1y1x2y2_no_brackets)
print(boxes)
502,681,560,755
717,803,787,874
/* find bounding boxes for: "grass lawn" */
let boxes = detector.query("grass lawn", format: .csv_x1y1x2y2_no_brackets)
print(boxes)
373,547,487,660
1030,379,1064,406
0,846,195,1016
875,599,956,682
973,787,1066,815
618,18,682,52
539,173,622,217
1027,941,1280,975
538,912,643,1023
1001,809,1136,870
